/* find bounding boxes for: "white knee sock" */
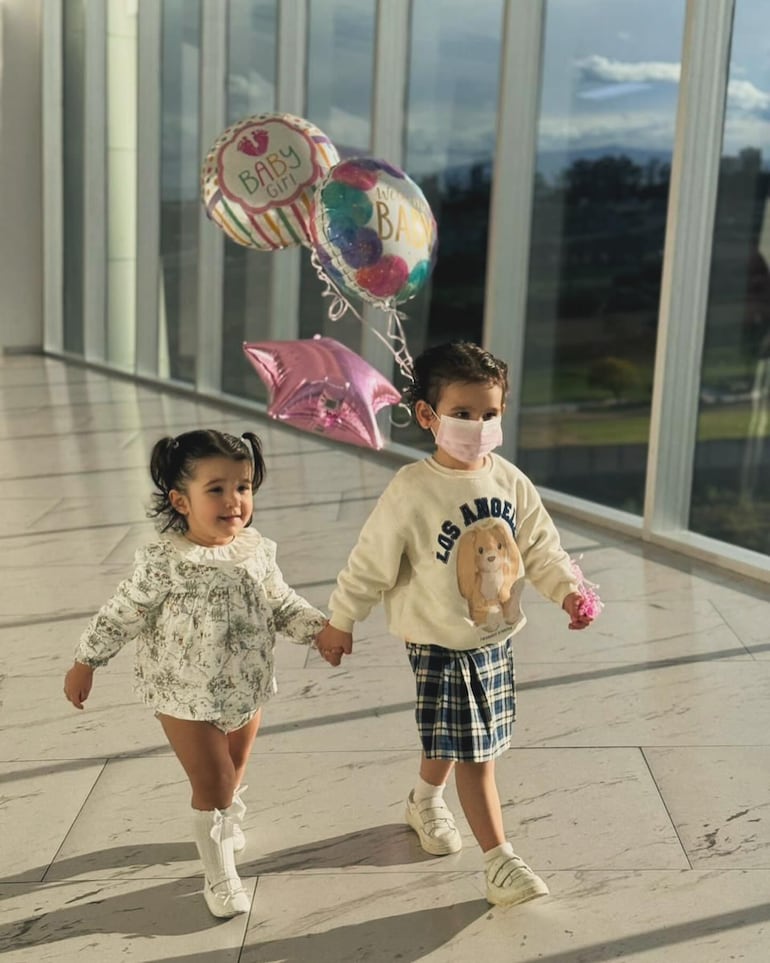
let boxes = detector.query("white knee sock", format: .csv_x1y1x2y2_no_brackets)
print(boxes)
413,774,446,803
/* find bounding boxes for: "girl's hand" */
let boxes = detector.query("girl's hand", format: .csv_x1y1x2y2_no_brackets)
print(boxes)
64,662,94,709
562,592,593,631
315,623,353,667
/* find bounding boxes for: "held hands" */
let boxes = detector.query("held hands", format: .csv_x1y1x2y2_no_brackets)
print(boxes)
63,662,94,709
315,623,353,667
563,592,594,631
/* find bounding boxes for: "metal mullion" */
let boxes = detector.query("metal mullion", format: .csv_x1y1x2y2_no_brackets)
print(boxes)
196,0,226,392
270,0,307,340
82,0,107,361
364,0,410,443
134,0,162,377
42,0,64,353
644,0,735,536
481,0,546,461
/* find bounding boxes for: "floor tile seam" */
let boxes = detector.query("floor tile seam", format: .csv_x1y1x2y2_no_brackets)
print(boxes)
6,867,770,890
0,465,145,482
511,652,761,664
4,872,201,884
499,657,770,667
0,522,146,542
231,865,770,878
0,398,145,412
26,495,68,531
42,658,751,672
238,879,258,963
707,596,761,661
39,759,110,883
0,428,331,460
0,611,98,629
639,746,694,870
0,501,370,541
0,755,163,763
3,671,135,680
0,418,286,442
248,744,770,753
99,525,143,566
0,494,370,516
2,742,759,763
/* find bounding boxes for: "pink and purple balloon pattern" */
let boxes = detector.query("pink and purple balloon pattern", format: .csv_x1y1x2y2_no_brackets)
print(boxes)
313,157,437,305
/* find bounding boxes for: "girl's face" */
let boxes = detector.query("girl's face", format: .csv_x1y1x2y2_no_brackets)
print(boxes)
415,380,505,470
169,456,254,546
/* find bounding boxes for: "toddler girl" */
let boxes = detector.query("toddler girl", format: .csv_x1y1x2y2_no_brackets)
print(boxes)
63,429,327,918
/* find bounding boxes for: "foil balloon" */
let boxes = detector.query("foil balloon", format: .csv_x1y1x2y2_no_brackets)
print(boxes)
311,157,437,306
242,336,402,450
201,113,339,251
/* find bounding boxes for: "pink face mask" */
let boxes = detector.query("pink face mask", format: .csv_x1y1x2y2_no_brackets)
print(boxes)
433,413,503,462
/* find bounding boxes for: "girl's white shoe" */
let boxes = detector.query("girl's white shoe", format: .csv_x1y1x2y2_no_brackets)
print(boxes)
191,808,250,918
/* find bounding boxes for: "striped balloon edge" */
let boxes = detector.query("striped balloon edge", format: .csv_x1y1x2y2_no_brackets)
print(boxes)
210,193,258,248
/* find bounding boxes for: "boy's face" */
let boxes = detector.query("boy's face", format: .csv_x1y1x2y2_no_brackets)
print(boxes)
415,380,505,470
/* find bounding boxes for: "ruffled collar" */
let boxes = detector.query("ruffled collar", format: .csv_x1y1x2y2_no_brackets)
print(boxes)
167,528,258,565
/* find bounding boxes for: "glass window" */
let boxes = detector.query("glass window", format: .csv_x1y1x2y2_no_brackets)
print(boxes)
220,0,278,402
517,0,685,513
403,1,503,351
159,0,201,383
690,0,770,555
297,0,376,349
62,0,87,356
397,0,504,450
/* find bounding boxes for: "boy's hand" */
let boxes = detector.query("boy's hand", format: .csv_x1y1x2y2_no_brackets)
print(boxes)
315,623,353,667
563,592,593,631
64,662,94,709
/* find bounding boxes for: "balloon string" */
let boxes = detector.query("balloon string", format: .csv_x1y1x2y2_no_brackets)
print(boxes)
310,249,415,383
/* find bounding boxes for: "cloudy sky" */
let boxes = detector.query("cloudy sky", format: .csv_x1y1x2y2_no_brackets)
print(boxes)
168,0,770,195
539,0,770,161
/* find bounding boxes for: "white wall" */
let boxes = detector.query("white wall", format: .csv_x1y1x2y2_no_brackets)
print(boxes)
0,0,43,352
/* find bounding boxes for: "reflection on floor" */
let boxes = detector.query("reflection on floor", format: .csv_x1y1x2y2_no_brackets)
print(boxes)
2,354,769,962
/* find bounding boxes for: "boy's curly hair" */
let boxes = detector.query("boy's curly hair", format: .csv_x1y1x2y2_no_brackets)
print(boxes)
404,341,509,412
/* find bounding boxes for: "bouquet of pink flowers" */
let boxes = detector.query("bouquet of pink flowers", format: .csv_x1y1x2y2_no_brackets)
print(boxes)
570,557,604,620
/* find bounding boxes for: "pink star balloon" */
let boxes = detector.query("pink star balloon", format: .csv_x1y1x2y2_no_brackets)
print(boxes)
242,336,403,450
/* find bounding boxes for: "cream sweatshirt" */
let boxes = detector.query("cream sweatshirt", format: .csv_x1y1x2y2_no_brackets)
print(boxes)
328,454,579,650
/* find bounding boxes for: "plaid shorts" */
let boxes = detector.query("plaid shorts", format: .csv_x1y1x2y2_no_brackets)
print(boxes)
406,638,515,762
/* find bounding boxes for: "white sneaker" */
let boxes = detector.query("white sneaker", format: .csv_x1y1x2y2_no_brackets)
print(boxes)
485,851,549,906
405,790,463,855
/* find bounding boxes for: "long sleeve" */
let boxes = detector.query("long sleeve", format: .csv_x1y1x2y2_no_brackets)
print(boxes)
74,544,173,668
328,484,407,633
514,474,578,604
262,539,327,644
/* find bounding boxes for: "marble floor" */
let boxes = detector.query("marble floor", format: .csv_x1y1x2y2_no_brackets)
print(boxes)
1,353,769,963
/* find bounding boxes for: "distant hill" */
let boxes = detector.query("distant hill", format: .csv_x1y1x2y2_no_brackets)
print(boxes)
535,146,674,184
419,147,675,193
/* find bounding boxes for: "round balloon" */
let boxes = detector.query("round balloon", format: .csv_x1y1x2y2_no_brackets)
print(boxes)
201,113,339,251
311,157,437,305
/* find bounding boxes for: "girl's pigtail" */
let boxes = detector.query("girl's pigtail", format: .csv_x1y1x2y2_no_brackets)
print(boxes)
148,436,180,531
241,431,266,492
150,436,177,494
